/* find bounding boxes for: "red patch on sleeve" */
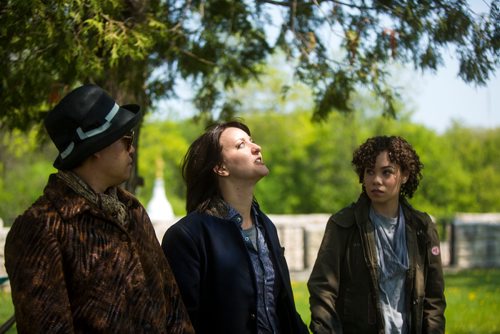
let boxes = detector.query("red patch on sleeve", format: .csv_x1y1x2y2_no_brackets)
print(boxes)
431,246,440,256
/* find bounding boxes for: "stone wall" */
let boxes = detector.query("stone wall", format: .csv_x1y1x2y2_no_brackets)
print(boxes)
270,214,329,271
151,214,331,272
2,212,486,283
268,214,452,271
451,213,500,268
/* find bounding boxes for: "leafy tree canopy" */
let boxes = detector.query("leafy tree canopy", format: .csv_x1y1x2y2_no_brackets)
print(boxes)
1,0,499,130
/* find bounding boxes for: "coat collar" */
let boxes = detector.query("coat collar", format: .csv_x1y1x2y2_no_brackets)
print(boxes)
353,193,420,226
43,173,137,222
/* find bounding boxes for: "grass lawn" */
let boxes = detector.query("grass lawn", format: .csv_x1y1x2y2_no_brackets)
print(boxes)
0,288,15,333
1,269,499,333
442,269,500,334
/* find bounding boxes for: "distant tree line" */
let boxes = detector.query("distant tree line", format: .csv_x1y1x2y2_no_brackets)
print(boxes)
2,110,497,228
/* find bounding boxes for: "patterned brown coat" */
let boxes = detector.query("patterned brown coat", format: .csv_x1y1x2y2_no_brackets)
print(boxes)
5,174,194,333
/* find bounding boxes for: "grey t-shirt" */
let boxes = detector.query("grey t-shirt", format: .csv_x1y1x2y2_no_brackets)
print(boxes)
370,206,409,334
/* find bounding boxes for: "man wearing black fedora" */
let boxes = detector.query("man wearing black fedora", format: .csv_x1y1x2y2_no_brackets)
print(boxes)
5,84,195,333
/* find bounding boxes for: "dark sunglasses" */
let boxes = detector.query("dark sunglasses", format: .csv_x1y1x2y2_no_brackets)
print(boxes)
121,130,135,151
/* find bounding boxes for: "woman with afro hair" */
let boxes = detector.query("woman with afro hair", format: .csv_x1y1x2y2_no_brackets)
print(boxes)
308,135,446,334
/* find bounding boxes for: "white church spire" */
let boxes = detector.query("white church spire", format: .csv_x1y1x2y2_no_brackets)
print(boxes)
146,158,175,224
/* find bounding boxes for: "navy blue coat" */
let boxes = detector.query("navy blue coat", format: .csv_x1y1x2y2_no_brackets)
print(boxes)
161,207,308,334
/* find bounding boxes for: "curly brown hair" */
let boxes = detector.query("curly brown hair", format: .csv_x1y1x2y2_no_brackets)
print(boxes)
351,136,423,198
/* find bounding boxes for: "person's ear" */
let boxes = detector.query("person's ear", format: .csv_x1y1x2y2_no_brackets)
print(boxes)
91,151,102,160
402,170,410,184
213,164,229,176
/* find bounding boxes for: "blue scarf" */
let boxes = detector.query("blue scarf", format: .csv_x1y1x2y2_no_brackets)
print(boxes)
370,206,409,334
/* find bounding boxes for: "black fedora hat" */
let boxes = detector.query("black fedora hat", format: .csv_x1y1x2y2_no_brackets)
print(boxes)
45,84,142,170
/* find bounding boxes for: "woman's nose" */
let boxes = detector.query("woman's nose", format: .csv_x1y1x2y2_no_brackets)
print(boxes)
372,174,382,184
251,143,261,153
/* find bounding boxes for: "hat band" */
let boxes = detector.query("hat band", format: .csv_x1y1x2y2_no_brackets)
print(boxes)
60,103,120,160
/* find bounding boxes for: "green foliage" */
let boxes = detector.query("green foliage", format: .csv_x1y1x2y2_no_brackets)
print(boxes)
0,128,55,224
1,0,151,129
135,117,204,215
0,57,498,223
444,123,500,213
1,0,498,130
1,112,499,225
131,109,500,220
246,111,362,214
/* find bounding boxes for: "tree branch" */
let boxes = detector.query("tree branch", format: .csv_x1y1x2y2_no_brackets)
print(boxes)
180,49,216,66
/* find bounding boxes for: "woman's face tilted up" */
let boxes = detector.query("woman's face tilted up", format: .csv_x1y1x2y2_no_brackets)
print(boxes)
216,127,269,183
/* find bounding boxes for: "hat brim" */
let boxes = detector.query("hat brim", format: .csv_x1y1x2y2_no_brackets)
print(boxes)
53,104,142,170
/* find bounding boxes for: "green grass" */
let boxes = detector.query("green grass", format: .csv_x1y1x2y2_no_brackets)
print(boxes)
0,289,15,333
292,268,500,334
442,269,500,334
1,269,499,333
292,281,311,327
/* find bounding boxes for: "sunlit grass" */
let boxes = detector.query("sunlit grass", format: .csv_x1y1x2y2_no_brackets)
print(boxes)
292,280,311,327
0,289,15,333
442,269,500,333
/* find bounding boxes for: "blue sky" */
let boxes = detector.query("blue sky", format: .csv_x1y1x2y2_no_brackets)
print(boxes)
408,55,499,134
407,0,499,133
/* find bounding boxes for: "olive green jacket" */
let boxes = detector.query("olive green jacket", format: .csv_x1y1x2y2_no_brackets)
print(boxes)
308,193,446,334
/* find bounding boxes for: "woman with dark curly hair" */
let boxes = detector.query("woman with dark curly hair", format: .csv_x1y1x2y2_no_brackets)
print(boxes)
308,135,446,334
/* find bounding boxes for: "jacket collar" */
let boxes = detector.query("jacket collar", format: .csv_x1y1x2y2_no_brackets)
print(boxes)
354,192,415,219
203,197,262,220
43,173,137,222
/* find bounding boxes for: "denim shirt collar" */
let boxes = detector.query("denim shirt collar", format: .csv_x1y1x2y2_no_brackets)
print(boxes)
225,203,262,229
